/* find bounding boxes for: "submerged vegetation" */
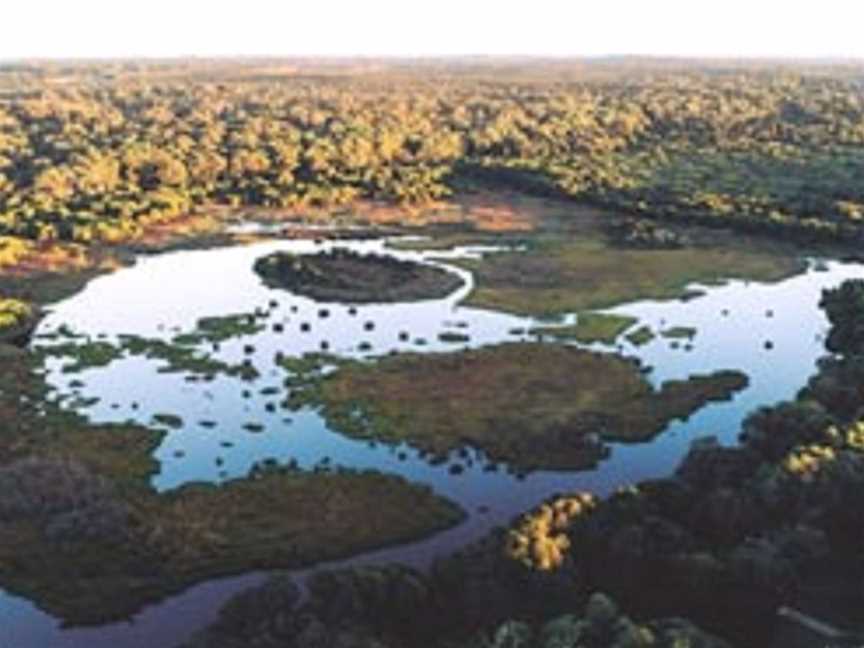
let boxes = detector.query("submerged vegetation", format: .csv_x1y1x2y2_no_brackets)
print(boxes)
290,343,748,469
187,312,267,343
253,248,463,302
0,344,162,480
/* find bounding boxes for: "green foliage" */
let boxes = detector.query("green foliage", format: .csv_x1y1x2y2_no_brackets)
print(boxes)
471,593,728,648
820,279,864,355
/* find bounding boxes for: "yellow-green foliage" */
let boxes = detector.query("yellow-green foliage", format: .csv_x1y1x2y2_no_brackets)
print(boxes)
0,236,33,267
0,296,33,330
819,421,864,449
782,421,864,480
506,493,596,571
782,444,837,480
842,421,864,450
0,235,91,274
3,62,864,249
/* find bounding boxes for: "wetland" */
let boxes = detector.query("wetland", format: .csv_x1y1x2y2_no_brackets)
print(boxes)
4,58,864,648
2,201,863,647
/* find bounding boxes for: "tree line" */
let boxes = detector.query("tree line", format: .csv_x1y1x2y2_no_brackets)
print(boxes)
1,61,864,245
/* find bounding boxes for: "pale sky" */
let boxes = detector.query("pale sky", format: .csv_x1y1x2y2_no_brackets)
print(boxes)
4,1,864,60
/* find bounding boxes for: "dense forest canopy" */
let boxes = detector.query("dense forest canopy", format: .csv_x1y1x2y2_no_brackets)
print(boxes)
1,59,864,245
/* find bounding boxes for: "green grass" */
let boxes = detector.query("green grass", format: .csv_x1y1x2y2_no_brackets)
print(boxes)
454,235,804,317
530,313,638,345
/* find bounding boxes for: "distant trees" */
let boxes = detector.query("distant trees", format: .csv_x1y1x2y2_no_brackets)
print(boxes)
0,62,863,246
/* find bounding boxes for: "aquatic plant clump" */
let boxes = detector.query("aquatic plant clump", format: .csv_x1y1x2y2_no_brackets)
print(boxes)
253,248,464,303
625,325,656,347
174,312,267,345
34,332,264,381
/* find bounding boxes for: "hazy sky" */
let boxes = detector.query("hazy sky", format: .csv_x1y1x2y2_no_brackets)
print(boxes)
4,1,864,60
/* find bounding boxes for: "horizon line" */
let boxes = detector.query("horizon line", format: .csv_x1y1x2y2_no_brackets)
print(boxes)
2,53,864,65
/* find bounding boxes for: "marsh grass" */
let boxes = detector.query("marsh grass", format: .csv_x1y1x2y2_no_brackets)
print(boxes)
529,313,638,345
454,234,804,317
292,343,749,470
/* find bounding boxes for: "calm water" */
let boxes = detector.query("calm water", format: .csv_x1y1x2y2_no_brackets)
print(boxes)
3,236,863,647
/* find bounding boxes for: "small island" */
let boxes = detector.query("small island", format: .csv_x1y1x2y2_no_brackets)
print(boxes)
288,343,749,470
253,249,464,303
